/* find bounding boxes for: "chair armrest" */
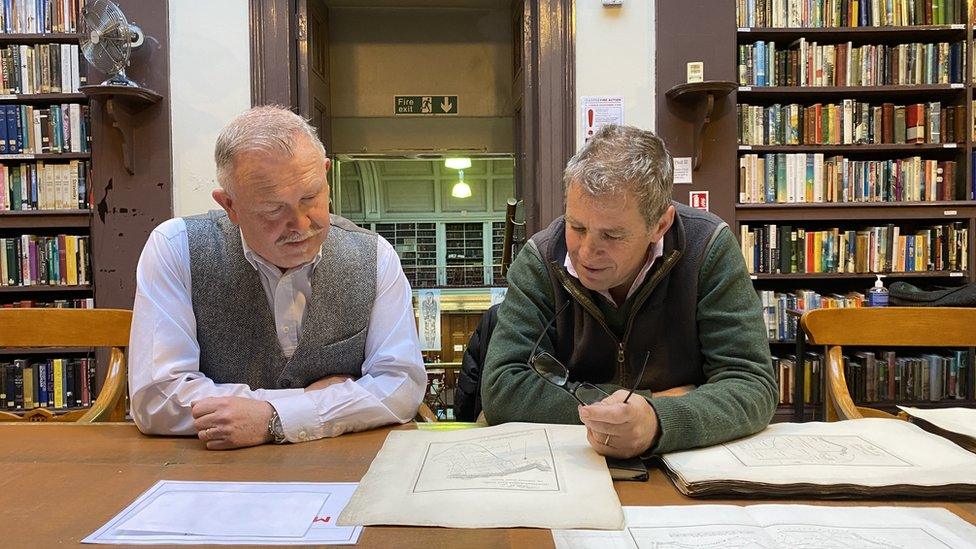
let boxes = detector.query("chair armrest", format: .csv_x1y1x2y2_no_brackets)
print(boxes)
78,347,127,423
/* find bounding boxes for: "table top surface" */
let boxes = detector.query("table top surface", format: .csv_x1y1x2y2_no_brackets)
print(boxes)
2,422,975,548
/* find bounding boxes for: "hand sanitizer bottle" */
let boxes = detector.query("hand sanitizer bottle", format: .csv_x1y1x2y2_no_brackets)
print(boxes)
868,275,888,307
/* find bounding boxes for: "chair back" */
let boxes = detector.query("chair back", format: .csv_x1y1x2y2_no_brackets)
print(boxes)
0,309,132,422
800,307,976,421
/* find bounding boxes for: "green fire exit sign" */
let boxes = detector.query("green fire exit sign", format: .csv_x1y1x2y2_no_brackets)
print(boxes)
394,95,458,115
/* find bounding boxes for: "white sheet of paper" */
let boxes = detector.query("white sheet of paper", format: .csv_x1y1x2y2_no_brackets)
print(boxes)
662,419,976,487
553,505,976,549
338,422,623,529
116,491,324,537
899,406,976,438
83,481,362,545
673,157,693,184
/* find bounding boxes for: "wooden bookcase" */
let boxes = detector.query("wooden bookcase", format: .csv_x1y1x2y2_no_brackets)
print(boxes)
734,10,976,421
0,18,97,418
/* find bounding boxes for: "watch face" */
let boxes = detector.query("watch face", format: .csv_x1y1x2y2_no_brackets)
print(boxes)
273,416,285,442
269,412,285,443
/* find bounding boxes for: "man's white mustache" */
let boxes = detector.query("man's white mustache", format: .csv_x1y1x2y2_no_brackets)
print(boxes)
277,229,322,244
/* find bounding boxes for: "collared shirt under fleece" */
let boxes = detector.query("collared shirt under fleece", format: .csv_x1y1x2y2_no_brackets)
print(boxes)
128,217,426,443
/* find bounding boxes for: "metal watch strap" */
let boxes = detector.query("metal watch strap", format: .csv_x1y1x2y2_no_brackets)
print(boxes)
268,409,286,444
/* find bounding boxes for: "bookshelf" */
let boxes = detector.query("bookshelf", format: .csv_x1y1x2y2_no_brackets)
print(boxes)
0,5,97,418
734,1,976,421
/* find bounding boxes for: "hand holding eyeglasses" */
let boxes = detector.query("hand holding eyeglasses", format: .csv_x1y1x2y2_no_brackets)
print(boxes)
578,391,660,459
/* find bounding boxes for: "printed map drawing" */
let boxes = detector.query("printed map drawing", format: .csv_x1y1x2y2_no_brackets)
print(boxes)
412,428,560,493
723,435,913,467
767,525,952,549
627,525,951,549
629,525,775,549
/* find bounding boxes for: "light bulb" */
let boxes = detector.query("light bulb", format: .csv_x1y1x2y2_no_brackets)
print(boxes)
451,181,472,198
445,157,472,170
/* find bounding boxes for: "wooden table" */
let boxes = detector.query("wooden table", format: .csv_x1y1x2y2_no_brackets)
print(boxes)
2,423,975,548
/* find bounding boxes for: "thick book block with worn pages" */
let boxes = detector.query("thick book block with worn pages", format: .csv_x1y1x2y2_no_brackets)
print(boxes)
899,406,976,454
661,419,976,499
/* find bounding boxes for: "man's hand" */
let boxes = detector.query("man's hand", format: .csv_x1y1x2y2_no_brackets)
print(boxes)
191,397,274,450
305,374,354,392
578,390,660,459
652,384,695,398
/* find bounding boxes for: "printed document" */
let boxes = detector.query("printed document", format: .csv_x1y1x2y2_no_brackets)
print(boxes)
553,505,976,549
338,422,623,529
83,481,361,545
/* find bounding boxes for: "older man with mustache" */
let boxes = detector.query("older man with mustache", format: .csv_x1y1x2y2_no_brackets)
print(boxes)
127,106,425,449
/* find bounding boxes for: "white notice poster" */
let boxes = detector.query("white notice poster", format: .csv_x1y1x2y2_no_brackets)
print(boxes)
673,157,693,184
581,96,624,143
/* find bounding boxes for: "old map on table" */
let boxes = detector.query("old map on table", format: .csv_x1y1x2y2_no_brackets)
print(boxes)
338,423,623,529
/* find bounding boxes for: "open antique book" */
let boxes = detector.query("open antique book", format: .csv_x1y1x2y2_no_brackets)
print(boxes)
899,406,976,454
660,419,976,498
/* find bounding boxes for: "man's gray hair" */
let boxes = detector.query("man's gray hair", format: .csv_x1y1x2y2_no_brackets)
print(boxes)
214,105,326,192
563,124,674,225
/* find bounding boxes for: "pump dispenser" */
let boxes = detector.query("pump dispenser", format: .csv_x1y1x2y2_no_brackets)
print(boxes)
868,275,888,307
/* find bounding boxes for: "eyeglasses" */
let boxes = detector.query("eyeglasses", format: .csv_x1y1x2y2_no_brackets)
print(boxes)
528,301,650,406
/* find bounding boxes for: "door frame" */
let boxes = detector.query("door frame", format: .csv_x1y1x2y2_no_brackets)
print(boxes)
248,0,575,234
250,0,297,107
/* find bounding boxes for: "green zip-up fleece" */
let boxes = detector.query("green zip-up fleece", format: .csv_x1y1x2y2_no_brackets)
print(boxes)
481,205,777,454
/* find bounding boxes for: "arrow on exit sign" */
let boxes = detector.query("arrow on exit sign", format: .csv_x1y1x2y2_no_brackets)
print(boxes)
394,95,459,115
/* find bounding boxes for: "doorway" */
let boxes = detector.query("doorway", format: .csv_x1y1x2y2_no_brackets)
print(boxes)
249,0,575,235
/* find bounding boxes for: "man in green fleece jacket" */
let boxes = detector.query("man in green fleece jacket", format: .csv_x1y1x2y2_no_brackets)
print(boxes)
481,124,777,459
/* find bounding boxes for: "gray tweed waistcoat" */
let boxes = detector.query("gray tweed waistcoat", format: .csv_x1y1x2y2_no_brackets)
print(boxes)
184,211,377,390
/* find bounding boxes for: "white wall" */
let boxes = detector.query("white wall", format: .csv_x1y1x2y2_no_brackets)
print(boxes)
575,0,655,149
168,0,251,217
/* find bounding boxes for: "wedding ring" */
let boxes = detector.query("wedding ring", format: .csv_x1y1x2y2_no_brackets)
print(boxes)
603,433,612,446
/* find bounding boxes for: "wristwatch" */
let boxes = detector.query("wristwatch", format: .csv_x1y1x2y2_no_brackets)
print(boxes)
268,409,287,444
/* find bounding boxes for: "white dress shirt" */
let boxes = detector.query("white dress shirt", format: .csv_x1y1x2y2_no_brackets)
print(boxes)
128,218,426,442
564,239,664,306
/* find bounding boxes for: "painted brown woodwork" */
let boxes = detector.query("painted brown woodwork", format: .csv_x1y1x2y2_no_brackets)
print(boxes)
79,85,163,175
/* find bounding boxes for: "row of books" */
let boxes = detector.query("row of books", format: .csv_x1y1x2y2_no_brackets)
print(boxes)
848,350,970,402
0,160,88,210
0,103,90,154
1,296,92,307
759,288,866,342
737,101,964,145
738,40,965,87
736,0,968,27
741,222,969,274
0,0,83,34
739,154,959,203
775,354,824,404
0,43,82,95
0,357,94,411
774,349,970,405
0,234,90,286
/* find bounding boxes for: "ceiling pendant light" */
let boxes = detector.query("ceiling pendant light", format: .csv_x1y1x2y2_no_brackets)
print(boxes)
451,169,472,198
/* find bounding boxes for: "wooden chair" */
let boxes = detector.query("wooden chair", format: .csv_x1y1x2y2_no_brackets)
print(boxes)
0,309,132,422
415,403,439,423
800,307,976,421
